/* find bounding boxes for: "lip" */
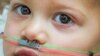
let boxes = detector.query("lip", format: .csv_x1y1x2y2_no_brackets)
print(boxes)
14,47,38,56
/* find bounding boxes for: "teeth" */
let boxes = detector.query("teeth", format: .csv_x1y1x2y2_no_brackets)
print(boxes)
19,40,40,49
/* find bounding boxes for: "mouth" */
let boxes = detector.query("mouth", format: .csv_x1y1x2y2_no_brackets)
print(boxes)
14,47,38,56
2,35,39,56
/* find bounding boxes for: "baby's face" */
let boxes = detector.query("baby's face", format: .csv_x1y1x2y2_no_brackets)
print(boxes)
4,0,100,56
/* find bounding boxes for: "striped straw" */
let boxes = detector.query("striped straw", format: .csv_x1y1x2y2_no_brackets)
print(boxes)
0,35,90,56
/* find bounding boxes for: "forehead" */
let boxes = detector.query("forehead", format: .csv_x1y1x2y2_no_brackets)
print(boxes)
10,0,85,9
10,0,97,8
11,0,83,4
10,0,99,13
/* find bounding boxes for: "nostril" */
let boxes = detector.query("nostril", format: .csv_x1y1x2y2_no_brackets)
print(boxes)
23,31,36,41
21,36,29,42
20,31,34,42
21,29,48,45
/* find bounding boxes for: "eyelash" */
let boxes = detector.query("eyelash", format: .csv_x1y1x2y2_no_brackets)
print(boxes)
11,4,77,26
11,4,23,12
52,12,75,25
11,4,31,15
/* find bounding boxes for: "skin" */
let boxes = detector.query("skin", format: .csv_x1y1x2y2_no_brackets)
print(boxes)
2,0,100,56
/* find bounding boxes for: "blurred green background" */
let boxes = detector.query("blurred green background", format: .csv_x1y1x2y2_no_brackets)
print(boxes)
0,0,9,33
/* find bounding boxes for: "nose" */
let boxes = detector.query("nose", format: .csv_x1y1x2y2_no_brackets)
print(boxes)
21,19,48,45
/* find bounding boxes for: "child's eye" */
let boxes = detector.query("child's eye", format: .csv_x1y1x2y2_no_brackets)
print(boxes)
16,5,31,15
53,13,72,24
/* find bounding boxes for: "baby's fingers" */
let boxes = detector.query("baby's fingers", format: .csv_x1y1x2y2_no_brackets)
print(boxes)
0,32,7,40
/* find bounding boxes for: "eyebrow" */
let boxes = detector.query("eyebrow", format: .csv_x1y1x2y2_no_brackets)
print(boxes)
81,0,100,9
21,0,28,3
11,0,31,4
21,0,32,4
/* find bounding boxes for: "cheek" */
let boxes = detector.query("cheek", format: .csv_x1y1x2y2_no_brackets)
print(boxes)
5,23,19,36
5,16,22,36
47,22,99,51
5,14,27,36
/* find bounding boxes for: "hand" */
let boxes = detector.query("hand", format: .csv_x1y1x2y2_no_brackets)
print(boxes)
0,32,7,41
0,32,6,38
